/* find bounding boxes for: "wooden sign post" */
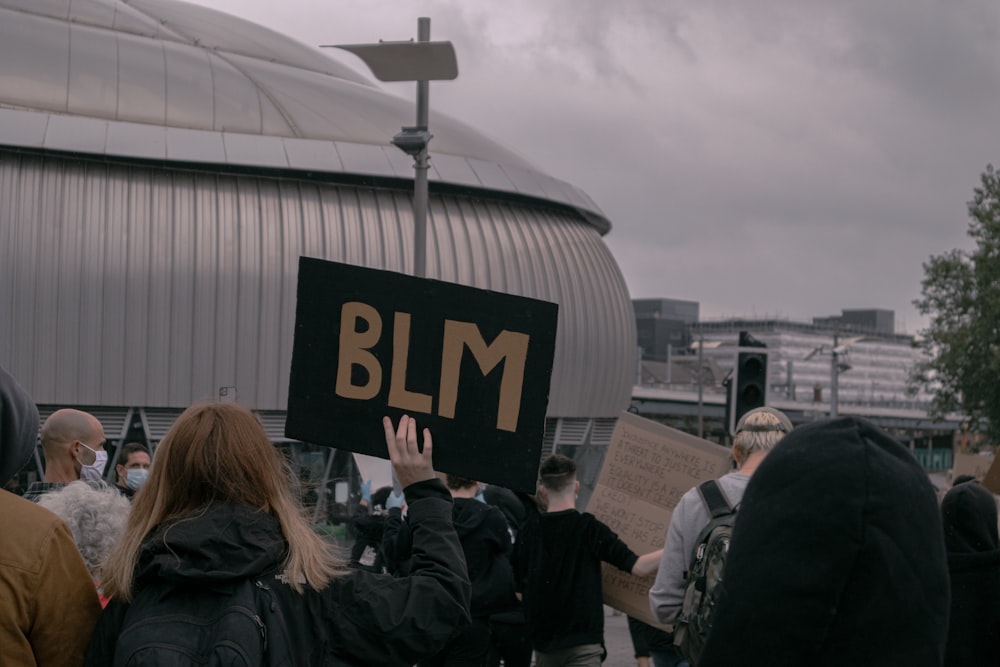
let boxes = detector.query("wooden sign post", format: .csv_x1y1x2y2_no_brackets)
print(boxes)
285,257,559,493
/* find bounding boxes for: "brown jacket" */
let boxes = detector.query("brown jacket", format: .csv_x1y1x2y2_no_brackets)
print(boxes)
0,489,101,666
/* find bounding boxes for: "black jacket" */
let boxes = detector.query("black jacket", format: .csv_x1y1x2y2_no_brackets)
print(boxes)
385,496,516,619
941,481,1000,667
85,479,471,666
348,510,389,574
513,510,638,652
451,498,517,618
700,417,950,667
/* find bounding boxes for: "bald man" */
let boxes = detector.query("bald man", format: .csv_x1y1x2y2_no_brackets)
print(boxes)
22,409,107,502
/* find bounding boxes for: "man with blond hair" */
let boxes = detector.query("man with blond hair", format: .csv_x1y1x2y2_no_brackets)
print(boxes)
649,407,793,639
23,408,107,501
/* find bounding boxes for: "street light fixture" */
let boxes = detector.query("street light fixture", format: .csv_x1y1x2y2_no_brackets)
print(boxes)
803,336,857,418
323,18,458,279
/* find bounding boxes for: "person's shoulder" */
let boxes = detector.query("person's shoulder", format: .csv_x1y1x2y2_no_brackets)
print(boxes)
0,488,62,524
578,511,619,535
716,472,752,503
0,490,68,565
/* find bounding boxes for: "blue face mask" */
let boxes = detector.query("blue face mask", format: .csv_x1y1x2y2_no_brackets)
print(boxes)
125,468,149,490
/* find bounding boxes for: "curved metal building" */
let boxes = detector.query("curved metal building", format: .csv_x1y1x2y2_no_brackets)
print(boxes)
0,0,634,485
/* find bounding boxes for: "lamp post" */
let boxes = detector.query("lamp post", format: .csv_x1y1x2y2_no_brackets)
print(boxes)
697,334,704,439
805,335,853,418
830,341,840,418
324,18,458,278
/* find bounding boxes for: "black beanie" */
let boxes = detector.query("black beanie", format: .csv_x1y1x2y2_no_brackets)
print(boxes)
0,365,40,485
942,481,999,554
700,417,950,667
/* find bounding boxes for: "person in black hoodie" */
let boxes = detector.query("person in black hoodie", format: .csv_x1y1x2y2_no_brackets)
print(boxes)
387,474,518,667
348,484,393,574
85,408,470,666
482,484,536,667
699,417,950,667
941,480,1000,666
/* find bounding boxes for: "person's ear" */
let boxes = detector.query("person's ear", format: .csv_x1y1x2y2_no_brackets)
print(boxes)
732,445,746,468
116,464,125,481
574,480,580,495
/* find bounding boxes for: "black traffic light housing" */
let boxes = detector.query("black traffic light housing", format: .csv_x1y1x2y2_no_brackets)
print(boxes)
728,332,768,436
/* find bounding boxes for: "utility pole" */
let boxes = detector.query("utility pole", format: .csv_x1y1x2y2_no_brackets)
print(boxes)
830,333,840,418
411,17,431,278
324,19,457,279
697,334,704,438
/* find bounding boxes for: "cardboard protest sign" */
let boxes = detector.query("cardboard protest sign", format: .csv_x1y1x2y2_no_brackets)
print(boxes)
977,454,1000,494
588,411,732,629
952,451,995,484
285,257,559,493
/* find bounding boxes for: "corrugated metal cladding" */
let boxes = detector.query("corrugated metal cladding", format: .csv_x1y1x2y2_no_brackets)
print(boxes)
0,150,636,418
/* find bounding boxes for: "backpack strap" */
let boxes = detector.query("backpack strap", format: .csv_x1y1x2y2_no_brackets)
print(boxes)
696,480,734,519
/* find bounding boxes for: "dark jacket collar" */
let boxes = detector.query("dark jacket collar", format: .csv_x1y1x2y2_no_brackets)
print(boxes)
136,502,287,587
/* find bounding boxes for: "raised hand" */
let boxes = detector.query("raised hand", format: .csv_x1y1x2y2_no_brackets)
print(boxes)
382,415,435,489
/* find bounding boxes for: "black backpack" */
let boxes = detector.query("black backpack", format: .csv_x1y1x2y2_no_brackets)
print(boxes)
672,480,737,665
113,577,290,666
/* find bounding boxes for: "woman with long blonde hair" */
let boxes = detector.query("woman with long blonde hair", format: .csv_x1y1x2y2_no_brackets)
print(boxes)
85,403,470,665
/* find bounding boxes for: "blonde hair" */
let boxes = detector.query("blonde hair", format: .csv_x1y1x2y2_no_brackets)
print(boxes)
733,408,792,461
100,402,345,601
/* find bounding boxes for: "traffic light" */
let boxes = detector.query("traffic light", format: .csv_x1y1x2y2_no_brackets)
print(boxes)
729,333,768,436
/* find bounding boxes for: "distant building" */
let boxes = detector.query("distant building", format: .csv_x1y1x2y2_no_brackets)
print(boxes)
631,302,928,408
813,309,895,336
632,304,955,472
691,315,928,407
633,298,699,362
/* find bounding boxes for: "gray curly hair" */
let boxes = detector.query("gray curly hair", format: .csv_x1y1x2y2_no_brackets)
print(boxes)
37,481,132,579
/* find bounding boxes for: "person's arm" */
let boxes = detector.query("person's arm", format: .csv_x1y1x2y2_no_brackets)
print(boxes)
631,548,664,577
31,518,102,666
329,416,471,665
588,514,641,575
380,502,412,570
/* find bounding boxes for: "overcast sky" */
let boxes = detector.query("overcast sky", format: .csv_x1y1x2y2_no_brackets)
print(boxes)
195,0,999,334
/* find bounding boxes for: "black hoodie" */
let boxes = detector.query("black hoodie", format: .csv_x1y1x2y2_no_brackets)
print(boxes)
0,365,39,485
941,481,1000,667
86,479,471,666
700,417,950,667
385,496,516,619
451,497,517,618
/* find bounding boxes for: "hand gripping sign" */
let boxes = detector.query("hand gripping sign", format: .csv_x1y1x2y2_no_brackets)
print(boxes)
285,257,559,493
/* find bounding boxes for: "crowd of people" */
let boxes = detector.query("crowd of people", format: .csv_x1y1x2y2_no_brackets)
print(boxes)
1,360,998,666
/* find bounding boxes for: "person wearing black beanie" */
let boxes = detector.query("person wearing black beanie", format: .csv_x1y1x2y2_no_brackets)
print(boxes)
0,365,101,665
699,417,950,667
940,480,1000,666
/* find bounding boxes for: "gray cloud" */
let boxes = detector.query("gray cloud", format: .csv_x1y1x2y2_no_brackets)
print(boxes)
197,0,1000,334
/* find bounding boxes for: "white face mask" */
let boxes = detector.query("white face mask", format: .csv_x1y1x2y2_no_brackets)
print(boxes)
77,442,108,482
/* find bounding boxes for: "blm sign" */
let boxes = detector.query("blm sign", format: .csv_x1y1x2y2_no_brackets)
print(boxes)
285,257,559,493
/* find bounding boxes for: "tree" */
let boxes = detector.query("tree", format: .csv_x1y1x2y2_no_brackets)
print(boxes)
913,164,1000,442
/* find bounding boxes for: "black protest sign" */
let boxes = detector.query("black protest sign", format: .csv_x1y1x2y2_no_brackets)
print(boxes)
285,257,559,493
